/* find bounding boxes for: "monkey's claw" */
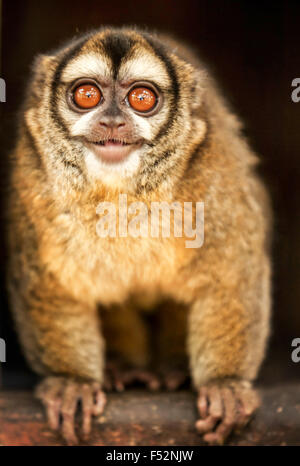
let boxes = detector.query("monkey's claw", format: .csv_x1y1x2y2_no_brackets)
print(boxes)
35,376,106,445
195,380,260,445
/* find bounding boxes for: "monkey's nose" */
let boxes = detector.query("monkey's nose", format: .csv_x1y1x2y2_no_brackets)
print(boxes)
99,117,125,130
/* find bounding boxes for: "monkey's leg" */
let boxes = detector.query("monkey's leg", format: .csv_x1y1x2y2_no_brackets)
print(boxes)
186,261,270,445
101,304,160,391
9,274,106,445
155,301,189,390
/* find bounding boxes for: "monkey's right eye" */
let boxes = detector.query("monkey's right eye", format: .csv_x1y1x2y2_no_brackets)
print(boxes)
73,83,102,109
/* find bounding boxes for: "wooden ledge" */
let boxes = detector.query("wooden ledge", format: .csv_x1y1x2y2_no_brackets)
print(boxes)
0,384,299,446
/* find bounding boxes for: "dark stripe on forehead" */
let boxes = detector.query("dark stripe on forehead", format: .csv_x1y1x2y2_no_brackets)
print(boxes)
102,32,134,79
50,32,94,135
140,33,179,143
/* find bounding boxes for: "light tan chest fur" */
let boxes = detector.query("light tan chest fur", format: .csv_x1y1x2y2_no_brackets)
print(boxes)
38,200,194,307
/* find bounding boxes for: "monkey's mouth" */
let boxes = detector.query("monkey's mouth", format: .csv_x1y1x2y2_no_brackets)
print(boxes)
88,138,141,163
92,138,130,146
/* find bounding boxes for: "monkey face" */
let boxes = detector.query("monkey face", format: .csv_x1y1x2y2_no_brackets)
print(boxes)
28,29,207,191
64,65,166,165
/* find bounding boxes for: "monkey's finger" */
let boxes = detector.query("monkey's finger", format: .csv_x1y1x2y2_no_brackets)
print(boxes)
197,387,208,418
208,385,223,418
61,382,79,445
91,381,102,393
196,385,223,434
204,387,237,445
235,386,260,429
93,389,106,416
46,391,63,431
35,377,64,431
81,384,94,439
195,415,218,434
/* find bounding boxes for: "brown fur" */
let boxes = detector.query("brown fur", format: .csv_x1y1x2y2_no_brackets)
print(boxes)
7,27,271,444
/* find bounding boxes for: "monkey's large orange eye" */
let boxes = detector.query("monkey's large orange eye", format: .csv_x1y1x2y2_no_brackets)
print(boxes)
73,84,101,109
128,87,157,113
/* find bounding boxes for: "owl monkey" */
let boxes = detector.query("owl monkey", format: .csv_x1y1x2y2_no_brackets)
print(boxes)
7,27,271,445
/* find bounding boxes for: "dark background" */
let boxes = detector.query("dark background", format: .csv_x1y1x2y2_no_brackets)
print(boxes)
0,0,299,387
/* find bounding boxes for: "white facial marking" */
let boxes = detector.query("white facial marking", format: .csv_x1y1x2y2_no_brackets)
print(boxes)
61,53,111,83
69,107,100,137
119,51,170,89
84,146,143,184
130,113,154,140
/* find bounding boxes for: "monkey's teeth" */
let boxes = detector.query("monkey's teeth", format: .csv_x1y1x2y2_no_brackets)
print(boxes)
94,139,129,146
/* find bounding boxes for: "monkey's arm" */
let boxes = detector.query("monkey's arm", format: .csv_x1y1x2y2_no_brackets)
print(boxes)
8,249,106,444
184,243,270,445
175,170,272,445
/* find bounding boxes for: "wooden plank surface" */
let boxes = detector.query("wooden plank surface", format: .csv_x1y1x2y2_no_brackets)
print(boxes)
0,384,299,446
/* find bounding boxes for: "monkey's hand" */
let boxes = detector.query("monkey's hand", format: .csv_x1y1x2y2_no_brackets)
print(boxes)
35,376,106,445
195,379,260,445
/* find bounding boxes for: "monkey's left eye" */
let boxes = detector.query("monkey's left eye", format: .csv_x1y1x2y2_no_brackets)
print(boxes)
128,87,157,113
73,83,102,109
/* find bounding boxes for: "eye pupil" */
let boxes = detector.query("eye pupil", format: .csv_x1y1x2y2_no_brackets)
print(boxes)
73,83,101,109
128,87,157,113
